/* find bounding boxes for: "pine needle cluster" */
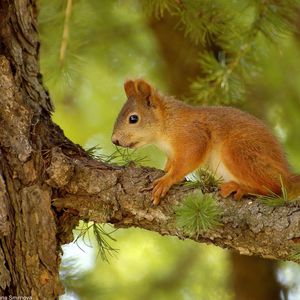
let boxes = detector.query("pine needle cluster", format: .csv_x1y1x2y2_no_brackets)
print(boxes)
175,191,222,236
288,244,300,261
143,0,300,104
258,188,288,207
74,221,118,262
256,175,299,207
185,167,223,193
86,145,148,166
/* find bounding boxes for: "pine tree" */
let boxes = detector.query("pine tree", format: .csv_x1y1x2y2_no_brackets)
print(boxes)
143,0,300,104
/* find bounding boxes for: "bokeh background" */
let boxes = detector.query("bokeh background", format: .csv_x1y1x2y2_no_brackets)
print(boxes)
38,0,300,299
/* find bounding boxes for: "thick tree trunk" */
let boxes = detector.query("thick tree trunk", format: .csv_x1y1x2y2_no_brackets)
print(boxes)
0,0,69,297
0,1,299,299
148,14,201,97
231,253,281,300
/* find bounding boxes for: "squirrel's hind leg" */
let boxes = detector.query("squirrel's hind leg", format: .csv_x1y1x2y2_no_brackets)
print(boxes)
220,139,288,197
219,181,253,200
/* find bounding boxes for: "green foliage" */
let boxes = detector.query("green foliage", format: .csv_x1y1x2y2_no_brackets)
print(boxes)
86,144,148,166
286,241,300,264
85,228,231,300
144,0,300,104
258,195,288,207
176,191,222,235
257,176,290,207
288,244,300,261
185,167,223,193
190,49,250,104
176,0,238,46
253,0,299,42
93,223,118,262
74,222,118,263
142,0,174,18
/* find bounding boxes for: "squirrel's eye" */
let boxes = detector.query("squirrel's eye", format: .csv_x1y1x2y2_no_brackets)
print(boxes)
129,114,139,124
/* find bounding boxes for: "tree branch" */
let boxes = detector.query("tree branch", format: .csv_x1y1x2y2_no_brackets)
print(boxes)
47,147,300,263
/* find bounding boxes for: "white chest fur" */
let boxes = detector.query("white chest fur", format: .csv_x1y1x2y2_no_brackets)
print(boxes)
154,140,173,157
206,149,237,183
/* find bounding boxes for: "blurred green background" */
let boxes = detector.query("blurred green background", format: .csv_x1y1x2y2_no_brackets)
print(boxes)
38,0,300,299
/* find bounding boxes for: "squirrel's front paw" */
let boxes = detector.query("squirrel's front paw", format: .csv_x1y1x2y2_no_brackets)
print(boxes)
152,176,172,205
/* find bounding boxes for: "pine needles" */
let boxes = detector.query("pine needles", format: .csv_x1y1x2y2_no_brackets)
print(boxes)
253,0,299,42
257,176,289,207
74,221,118,262
143,0,300,105
86,144,148,166
175,191,222,236
142,0,174,18
179,168,223,236
92,223,118,262
288,244,300,261
185,167,223,193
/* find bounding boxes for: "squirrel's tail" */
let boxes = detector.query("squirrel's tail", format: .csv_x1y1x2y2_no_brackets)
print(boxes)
287,174,300,200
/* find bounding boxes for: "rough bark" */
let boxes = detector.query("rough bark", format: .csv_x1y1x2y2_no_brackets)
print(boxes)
47,138,300,263
0,0,72,297
0,1,300,299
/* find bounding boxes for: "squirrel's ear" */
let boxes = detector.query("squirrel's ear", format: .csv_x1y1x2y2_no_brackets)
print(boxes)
136,79,159,108
136,79,152,99
124,80,137,98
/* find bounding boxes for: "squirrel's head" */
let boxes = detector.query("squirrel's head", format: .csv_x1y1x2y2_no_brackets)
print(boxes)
112,79,163,148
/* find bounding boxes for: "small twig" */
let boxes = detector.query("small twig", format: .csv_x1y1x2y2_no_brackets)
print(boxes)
59,0,73,68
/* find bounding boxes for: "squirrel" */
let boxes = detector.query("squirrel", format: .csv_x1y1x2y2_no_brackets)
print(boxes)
112,79,300,205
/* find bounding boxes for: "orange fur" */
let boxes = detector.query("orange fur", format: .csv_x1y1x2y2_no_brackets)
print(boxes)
112,79,299,204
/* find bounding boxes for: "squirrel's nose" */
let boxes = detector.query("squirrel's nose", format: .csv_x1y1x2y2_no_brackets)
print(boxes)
112,135,120,146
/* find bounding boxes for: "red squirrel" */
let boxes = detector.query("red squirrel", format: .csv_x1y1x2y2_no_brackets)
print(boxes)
112,79,300,205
